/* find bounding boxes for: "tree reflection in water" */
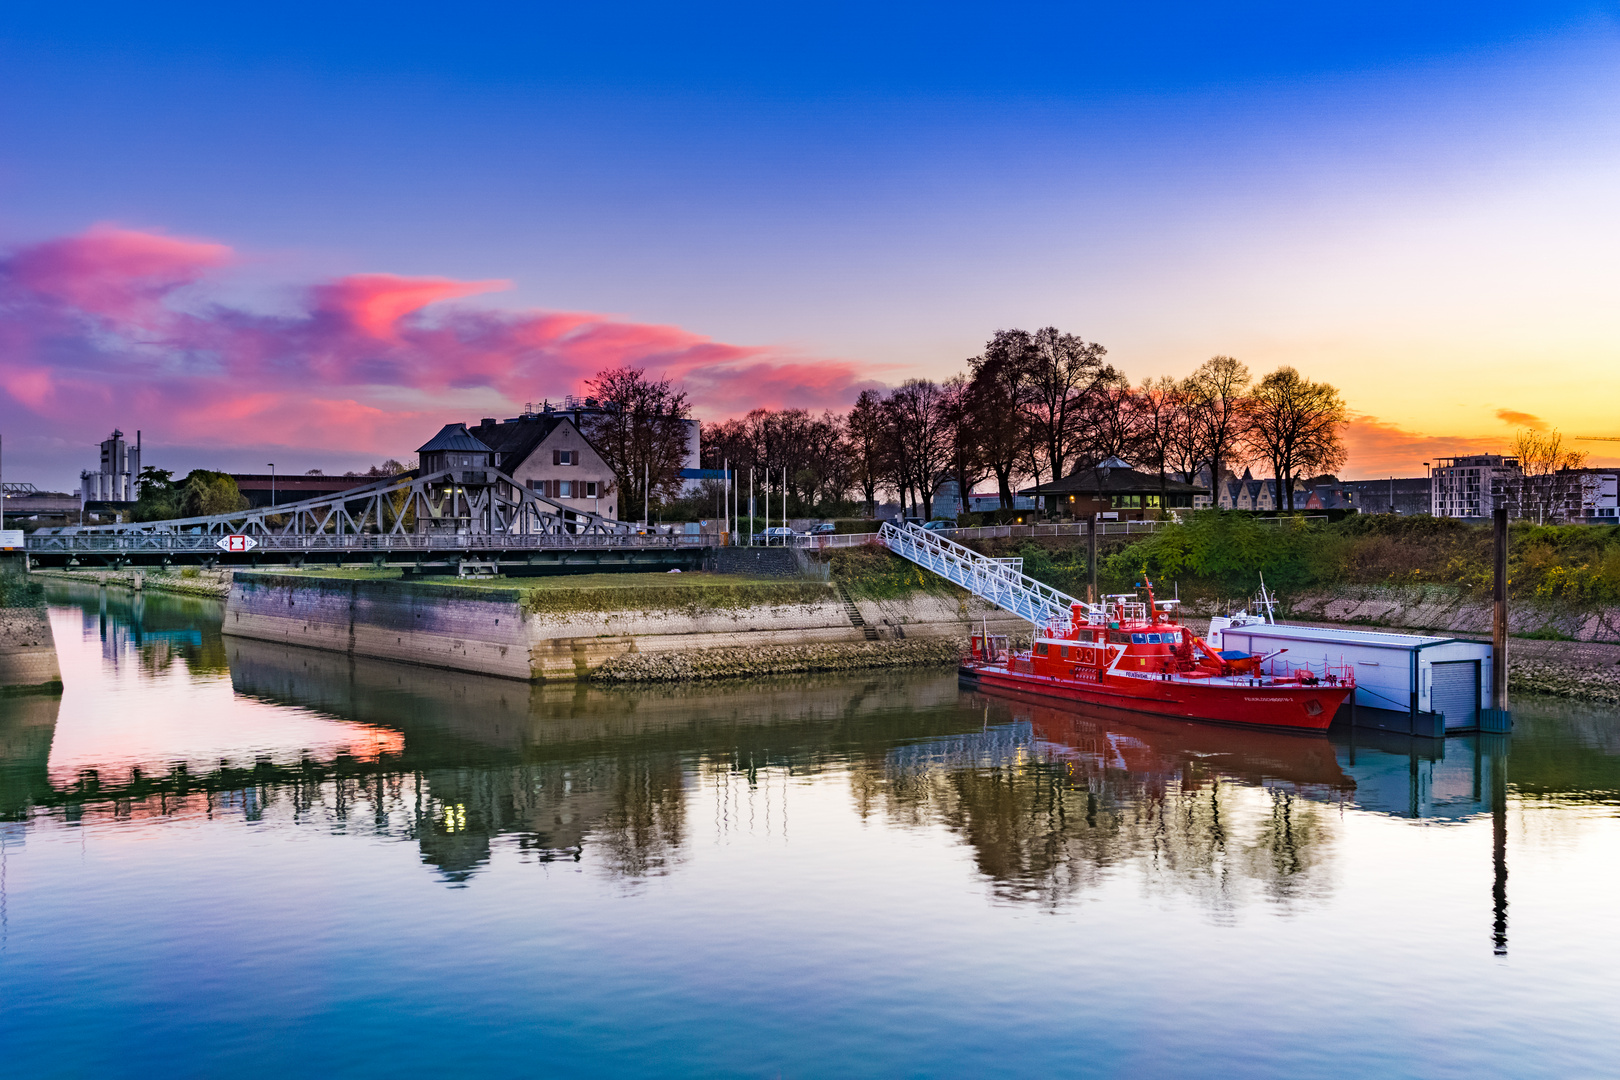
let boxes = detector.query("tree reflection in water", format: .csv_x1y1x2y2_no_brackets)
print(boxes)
12,586,1617,915
857,694,1349,911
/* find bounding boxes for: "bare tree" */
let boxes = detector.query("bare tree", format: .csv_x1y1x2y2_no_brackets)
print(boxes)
846,390,887,517
1134,375,1183,507
580,367,693,513
1185,355,1251,494
967,330,1034,511
799,410,854,509
1242,367,1347,510
1020,327,1111,496
1075,369,1138,467
1508,429,1588,523
1163,376,1207,487
939,374,988,521
884,379,951,519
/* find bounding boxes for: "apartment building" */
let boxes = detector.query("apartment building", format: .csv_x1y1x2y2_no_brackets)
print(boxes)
1430,455,1520,519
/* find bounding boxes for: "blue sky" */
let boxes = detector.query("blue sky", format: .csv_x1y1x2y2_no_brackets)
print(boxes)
1,2,1617,481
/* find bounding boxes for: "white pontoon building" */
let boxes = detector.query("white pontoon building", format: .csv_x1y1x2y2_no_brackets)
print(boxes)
1210,622,1498,738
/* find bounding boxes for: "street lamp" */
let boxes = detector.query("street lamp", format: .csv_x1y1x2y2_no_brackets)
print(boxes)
269,463,276,508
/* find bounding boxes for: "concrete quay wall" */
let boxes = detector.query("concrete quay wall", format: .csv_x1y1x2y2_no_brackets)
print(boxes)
223,573,1025,682
226,575,534,679
0,604,62,692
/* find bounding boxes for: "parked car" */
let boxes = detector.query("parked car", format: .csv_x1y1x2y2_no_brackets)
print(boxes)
921,519,954,533
807,522,837,536
754,526,799,546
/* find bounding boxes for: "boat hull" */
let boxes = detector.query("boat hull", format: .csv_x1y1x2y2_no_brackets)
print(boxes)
959,662,1353,732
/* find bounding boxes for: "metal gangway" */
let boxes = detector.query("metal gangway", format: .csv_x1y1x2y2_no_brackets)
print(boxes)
877,521,1093,632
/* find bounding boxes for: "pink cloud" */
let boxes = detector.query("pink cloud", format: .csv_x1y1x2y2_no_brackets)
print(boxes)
7,224,232,328
312,273,509,340
1342,414,1505,478
1494,408,1545,430
0,226,873,460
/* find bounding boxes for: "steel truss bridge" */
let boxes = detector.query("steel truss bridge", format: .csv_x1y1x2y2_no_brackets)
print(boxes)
23,467,708,572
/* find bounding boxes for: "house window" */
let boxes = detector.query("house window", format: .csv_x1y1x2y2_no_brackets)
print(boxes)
558,480,573,498
526,479,538,490
584,481,599,498
553,449,577,466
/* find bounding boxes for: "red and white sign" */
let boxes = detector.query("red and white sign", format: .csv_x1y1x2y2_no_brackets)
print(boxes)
216,534,258,552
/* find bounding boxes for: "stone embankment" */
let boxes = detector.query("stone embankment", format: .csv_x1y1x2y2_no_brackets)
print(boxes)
592,638,963,682
0,561,61,694
223,572,1025,683
1284,584,1620,644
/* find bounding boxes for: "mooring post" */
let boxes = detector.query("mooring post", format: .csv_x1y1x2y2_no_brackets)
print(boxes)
1088,512,1098,604
1493,507,1508,711
1485,506,1513,731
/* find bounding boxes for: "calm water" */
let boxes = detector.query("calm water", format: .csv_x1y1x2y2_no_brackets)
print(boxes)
2,587,1618,1078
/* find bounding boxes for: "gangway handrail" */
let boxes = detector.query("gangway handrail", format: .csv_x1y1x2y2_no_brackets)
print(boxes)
877,522,1095,632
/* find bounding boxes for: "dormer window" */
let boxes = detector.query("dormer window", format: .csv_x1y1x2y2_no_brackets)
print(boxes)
554,449,577,466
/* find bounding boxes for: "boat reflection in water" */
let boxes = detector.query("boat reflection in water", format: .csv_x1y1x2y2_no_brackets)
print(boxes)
8,585,1605,930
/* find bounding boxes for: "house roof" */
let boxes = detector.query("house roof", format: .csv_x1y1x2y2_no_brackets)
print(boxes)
1021,462,1208,497
417,423,495,455
467,414,604,472
469,415,563,466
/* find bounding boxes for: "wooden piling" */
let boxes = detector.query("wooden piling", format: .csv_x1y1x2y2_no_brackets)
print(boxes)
1484,506,1513,731
1088,513,1098,604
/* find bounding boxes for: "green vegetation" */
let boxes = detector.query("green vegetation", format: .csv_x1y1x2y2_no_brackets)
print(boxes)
825,544,963,600
249,567,832,616
521,574,831,617
1084,512,1620,604
259,565,402,581
0,568,45,607
134,467,249,521
809,514,1620,610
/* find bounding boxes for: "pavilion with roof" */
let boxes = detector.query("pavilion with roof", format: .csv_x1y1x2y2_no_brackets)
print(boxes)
1019,456,1208,520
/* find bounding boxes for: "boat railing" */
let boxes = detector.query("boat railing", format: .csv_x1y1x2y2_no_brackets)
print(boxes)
1264,657,1357,685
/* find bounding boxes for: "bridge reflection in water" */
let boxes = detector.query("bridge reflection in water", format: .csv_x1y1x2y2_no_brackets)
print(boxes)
3,585,1615,938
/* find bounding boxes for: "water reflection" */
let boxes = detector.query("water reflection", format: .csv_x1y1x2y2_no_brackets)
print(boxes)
6,584,1620,924
86,584,227,676
858,695,1351,910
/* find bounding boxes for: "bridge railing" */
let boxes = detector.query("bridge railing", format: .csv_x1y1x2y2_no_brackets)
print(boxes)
26,532,703,554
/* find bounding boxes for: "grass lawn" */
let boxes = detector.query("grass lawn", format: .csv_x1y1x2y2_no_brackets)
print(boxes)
245,567,794,590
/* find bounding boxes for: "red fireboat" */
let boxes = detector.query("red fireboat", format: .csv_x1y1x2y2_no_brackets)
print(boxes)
961,578,1356,732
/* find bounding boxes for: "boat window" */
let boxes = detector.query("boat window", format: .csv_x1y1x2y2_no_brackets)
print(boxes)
1146,633,1161,644
1131,633,1146,644
1109,632,1130,644
1163,631,1179,644
1036,642,1049,656
1076,630,1093,643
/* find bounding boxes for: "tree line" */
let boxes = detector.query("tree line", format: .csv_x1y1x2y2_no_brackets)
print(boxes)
577,331,1348,521
691,328,1348,519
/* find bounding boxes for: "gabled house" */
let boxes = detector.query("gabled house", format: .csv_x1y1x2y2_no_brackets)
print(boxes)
466,413,618,520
